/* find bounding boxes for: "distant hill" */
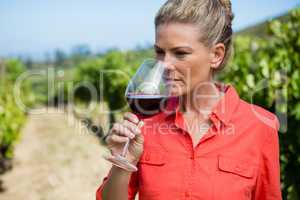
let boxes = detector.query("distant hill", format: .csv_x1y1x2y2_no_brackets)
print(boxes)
235,7,298,38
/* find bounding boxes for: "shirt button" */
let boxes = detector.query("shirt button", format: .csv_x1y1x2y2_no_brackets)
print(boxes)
246,190,251,197
235,165,241,172
145,154,150,161
185,191,190,198
190,152,196,160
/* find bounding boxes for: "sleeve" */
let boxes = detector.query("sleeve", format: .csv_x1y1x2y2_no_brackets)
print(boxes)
252,124,282,200
96,167,139,200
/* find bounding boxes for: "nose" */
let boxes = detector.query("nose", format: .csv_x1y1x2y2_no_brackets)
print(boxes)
161,61,175,71
157,52,176,69
159,61,175,79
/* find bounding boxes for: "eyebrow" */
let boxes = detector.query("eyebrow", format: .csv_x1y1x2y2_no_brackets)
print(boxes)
154,44,193,51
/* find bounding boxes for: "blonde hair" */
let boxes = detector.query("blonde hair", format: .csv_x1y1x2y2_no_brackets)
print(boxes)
155,0,234,72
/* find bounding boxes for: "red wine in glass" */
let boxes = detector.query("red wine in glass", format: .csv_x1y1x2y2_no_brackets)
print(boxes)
126,94,168,116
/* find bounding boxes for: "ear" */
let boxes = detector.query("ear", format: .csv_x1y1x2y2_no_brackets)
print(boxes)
209,43,225,70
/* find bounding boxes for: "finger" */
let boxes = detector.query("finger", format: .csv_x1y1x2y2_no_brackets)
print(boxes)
137,120,144,128
111,123,135,139
133,131,144,144
107,134,129,144
122,120,141,135
123,112,139,124
135,120,144,135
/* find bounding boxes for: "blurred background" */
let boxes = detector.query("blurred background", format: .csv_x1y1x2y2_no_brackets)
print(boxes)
0,1,300,199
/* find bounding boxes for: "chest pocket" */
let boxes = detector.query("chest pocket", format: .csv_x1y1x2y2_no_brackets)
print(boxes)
218,155,255,178
214,155,256,200
138,149,167,196
139,149,166,166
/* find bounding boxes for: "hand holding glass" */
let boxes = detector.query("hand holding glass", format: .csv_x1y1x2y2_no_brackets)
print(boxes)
104,59,170,172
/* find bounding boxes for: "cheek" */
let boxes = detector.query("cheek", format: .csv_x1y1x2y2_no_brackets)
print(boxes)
175,60,210,82
189,55,211,83
169,54,211,95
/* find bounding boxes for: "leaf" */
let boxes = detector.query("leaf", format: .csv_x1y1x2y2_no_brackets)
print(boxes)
292,103,300,120
246,74,255,88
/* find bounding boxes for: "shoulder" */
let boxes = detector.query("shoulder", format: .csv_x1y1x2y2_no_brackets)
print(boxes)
233,99,280,150
237,99,280,132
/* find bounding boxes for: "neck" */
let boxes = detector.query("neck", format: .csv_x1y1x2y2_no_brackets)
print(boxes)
180,81,223,118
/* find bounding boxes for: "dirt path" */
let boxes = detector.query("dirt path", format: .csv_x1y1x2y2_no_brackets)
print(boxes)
0,108,111,200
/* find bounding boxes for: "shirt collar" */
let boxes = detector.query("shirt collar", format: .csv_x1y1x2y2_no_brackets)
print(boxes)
164,83,240,130
210,83,240,126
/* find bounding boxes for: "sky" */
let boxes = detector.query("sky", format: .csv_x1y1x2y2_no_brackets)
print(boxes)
0,0,299,60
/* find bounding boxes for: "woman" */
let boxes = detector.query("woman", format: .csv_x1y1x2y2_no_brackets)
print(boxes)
96,0,282,199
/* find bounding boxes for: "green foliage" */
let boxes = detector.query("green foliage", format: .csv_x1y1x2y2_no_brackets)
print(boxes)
0,59,32,171
4,59,26,82
75,49,153,122
101,51,132,111
0,89,26,159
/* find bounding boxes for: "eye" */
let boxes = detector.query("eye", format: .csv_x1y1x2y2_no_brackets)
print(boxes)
155,48,165,56
174,51,189,58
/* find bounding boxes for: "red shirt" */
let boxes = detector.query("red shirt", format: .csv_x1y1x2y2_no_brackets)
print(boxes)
96,84,282,200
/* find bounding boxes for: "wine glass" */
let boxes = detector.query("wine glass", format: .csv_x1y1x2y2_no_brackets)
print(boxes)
104,59,170,172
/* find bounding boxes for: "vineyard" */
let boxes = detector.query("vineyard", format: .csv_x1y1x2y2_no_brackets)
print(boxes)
0,7,299,200
0,60,33,175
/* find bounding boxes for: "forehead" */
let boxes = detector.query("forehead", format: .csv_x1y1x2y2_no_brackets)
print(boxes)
155,23,201,46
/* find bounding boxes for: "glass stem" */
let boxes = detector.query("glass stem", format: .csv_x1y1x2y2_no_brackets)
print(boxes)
120,120,143,158
121,138,130,157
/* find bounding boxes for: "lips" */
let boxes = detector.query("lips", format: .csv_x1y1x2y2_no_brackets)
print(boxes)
163,77,181,81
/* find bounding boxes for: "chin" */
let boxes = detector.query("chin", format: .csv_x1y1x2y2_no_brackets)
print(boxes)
169,88,186,97
167,83,186,97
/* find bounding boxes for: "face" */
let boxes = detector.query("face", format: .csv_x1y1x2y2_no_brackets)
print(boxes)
155,23,224,96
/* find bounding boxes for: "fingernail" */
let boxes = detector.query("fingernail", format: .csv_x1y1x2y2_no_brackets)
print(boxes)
135,128,141,134
138,121,144,128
